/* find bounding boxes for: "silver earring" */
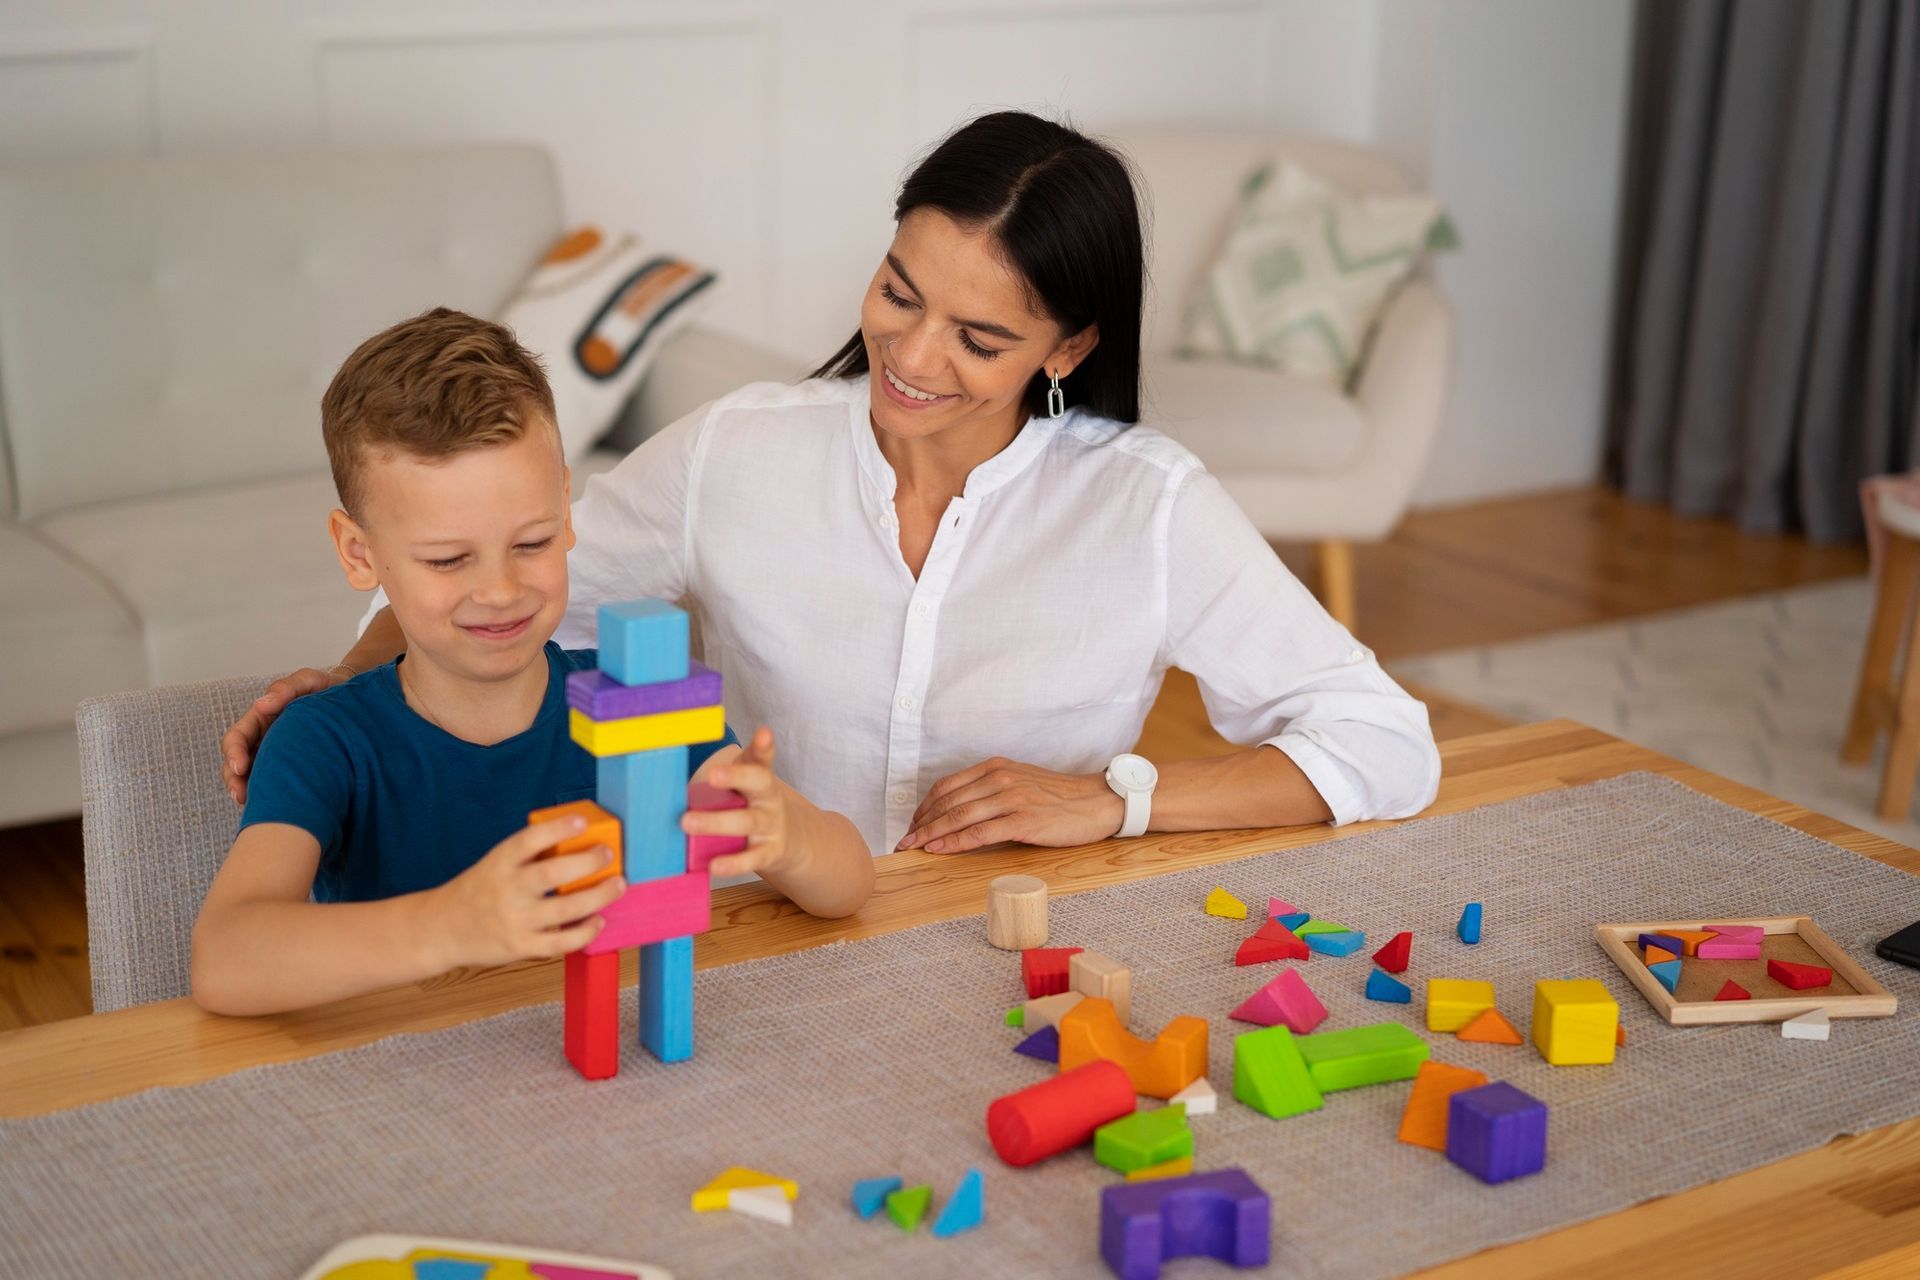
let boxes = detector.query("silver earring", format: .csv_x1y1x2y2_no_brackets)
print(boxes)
1047,370,1065,419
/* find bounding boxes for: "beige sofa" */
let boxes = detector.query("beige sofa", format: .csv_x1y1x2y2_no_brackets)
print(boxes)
0,143,791,829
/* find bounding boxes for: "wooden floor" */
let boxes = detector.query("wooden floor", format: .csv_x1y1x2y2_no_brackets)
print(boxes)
0,486,1869,1030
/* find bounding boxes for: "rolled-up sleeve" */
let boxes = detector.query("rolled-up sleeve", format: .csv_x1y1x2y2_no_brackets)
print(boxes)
1160,467,1441,825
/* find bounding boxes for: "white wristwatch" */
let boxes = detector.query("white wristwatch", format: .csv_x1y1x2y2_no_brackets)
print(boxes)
1104,753,1159,839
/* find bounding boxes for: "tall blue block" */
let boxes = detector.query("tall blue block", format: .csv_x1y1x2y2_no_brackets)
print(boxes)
597,748,688,881
640,935,695,1062
598,599,689,686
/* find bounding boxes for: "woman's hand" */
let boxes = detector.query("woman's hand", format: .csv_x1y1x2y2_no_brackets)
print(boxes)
220,666,351,805
898,757,1125,853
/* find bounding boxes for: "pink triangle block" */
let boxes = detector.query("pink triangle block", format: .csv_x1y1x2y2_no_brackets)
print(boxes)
1704,924,1763,945
1268,898,1299,919
1229,968,1327,1033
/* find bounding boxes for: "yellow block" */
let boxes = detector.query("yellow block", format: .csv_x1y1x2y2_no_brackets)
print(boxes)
1204,887,1247,920
1125,1155,1196,1182
1530,978,1619,1066
569,705,725,757
1425,978,1496,1032
691,1166,800,1212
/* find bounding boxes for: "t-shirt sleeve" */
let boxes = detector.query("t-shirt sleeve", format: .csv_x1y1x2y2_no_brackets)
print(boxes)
237,698,356,857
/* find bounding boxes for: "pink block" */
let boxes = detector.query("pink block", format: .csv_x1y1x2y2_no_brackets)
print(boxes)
1696,939,1761,959
1229,968,1327,1033
1704,924,1763,945
583,870,713,955
686,781,748,872
1268,898,1298,918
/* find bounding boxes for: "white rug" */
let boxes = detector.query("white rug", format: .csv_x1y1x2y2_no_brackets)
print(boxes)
1391,576,1920,849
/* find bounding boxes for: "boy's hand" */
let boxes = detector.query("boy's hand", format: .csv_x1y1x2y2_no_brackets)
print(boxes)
421,814,626,969
683,727,791,880
221,665,349,805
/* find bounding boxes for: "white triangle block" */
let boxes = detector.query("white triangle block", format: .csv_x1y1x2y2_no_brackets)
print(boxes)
728,1184,795,1226
1781,1009,1831,1041
1171,1078,1217,1116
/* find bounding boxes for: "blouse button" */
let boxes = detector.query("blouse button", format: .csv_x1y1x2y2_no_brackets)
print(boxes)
913,601,931,618
1348,648,1366,664
898,695,916,712
891,788,911,805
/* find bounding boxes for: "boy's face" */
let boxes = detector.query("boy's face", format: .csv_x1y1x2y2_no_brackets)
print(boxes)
329,425,573,684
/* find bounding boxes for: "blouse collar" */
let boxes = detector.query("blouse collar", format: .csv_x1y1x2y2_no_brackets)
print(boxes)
846,376,1063,504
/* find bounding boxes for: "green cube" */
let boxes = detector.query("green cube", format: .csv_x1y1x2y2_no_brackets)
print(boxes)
1233,1025,1324,1119
1296,1022,1429,1091
1094,1103,1192,1173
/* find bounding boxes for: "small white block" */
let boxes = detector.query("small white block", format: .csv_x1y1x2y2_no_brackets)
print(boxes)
1170,1077,1217,1116
1781,1009,1831,1041
727,1184,795,1226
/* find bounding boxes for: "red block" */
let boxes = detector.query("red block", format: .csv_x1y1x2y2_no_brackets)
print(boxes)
1234,921,1308,966
985,1059,1136,1166
564,949,620,1080
1023,946,1084,998
1372,930,1412,974
1767,959,1833,991
686,781,748,872
1713,980,1751,1001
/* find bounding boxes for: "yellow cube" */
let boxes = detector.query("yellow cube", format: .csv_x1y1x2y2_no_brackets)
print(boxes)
1531,978,1619,1065
1425,978,1496,1032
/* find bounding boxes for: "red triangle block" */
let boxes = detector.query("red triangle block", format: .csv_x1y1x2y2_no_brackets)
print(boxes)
1767,959,1833,991
1372,930,1412,974
1714,980,1751,1002
1235,921,1308,966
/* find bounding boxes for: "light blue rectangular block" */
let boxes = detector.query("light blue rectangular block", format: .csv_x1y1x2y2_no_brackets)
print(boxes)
596,747,688,881
639,935,694,1063
599,599,689,686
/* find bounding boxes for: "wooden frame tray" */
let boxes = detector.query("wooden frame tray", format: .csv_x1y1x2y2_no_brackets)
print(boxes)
1595,915,1898,1025
301,1233,674,1279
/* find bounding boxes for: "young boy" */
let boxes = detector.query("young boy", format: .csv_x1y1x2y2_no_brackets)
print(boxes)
191,308,872,1016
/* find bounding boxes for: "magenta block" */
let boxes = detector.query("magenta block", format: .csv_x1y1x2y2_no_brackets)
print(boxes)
1696,939,1761,959
582,871,712,955
686,781,748,871
566,659,722,722
1099,1168,1270,1279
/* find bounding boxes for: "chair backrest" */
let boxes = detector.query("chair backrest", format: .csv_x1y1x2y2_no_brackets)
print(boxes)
78,674,274,1012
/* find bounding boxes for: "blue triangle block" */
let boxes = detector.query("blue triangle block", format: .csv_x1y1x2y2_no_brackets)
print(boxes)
1457,902,1483,944
853,1175,904,1219
1649,957,1681,994
1275,911,1312,932
1014,1024,1060,1062
1366,968,1413,1003
931,1167,984,1238
1305,929,1367,957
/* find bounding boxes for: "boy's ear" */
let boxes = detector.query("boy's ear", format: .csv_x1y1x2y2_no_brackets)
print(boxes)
327,509,381,592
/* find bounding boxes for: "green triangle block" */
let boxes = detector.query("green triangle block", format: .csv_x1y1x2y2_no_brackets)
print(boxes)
1093,1103,1192,1173
886,1184,933,1232
1296,918,1352,937
1234,1025,1324,1119
1005,1005,1025,1028
1296,1022,1429,1091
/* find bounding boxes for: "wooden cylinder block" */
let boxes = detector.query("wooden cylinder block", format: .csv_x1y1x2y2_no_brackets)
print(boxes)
987,874,1049,950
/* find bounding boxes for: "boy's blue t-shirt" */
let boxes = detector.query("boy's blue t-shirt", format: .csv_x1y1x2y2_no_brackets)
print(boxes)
239,643,733,903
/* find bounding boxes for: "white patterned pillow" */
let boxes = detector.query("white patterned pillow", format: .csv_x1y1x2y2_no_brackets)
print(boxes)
1177,160,1457,389
499,227,717,462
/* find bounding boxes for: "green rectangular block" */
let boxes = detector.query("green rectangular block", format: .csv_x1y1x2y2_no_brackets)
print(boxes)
1297,1022,1430,1091
1094,1103,1191,1173
1005,1006,1024,1028
1234,1025,1324,1119
1295,918,1353,937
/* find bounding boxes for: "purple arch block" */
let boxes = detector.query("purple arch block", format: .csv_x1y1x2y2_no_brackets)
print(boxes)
1098,1167,1270,1279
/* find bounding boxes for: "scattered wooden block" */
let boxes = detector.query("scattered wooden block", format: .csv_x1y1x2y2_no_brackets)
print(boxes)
885,1184,932,1232
568,705,726,758
1022,946,1084,998
1396,1060,1489,1151
1768,959,1834,990
1638,931,1687,957
1099,1169,1271,1277
1014,1025,1060,1063
1446,1082,1548,1184
692,1167,799,1212
1696,939,1761,960
1022,991,1086,1031
1205,888,1248,920
1648,958,1681,994
1641,942,1680,965
581,870,712,955
1704,923,1764,945
1616,1024,1625,1046
851,1176,902,1220
1274,911,1312,933
1365,969,1413,1004
597,599,690,686
1781,1008,1831,1041
567,658,721,722
1457,903,1483,944
1094,1103,1193,1174
1713,980,1752,1001
685,781,747,872
930,1168,984,1238
1268,897,1299,919
1125,1155,1196,1182
987,874,1049,950
1295,918,1352,937
1005,1005,1024,1028
1234,920,1309,966
1667,929,1719,957
1071,950,1133,1025
563,949,620,1081
1456,1007,1523,1045
1296,1022,1430,1091
528,798,624,892
985,1059,1136,1167
1530,979,1619,1066
1230,968,1328,1032
1170,1077,1217,1117
1304,930,1367,957
727,1184,793,1227
1372,931,1412,974
1059,998,1210,1098
1233,1025,1324,1119
1425,978,1496,1032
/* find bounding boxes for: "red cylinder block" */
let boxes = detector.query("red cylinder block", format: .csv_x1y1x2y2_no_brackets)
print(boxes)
986,1059,1136,1166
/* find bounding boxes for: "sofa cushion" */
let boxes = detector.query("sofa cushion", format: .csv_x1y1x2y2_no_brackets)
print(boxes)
36,473,368,687
0,523,144,731
1144,354,1366,477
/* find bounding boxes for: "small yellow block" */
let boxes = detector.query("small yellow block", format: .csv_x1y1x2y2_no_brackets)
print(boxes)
1125,1155,1196,1182
691,1166,799,1212
1531,978,1619,1066
1204,887,1248,920
569,705,725,757
1425,978,1496,1032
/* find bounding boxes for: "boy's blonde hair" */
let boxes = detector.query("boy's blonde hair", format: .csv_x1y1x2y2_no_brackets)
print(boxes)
322,307,558,519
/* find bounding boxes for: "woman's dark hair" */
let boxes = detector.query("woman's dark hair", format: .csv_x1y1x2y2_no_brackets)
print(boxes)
811,111,1143,424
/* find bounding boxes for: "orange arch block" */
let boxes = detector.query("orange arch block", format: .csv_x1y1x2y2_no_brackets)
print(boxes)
1058,997,1207,1099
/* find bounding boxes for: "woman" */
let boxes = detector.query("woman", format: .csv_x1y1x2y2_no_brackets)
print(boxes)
224,111,1439,856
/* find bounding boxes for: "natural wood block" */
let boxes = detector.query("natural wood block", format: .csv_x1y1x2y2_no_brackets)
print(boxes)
1070,950,1132,1025
987,874,1048,950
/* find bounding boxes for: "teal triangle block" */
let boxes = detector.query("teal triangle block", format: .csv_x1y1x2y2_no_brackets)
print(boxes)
852,1175,903,1219
1275,911,1312,932
930,1167,984,1238
1649,958,1681,994
1365,968,1412,1003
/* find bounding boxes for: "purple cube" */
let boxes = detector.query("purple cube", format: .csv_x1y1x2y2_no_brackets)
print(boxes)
1099,1168,1270,1280
1446,1081,1548,1185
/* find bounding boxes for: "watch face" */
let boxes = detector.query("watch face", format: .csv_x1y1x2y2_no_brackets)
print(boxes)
1112,755,1157,791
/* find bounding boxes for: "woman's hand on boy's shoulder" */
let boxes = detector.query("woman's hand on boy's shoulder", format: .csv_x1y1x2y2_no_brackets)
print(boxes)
221,665,349,805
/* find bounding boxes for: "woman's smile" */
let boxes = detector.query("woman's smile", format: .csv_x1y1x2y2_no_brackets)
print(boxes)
880,365,956,408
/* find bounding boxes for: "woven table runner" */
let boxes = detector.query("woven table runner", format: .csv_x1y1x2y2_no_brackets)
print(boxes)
5,772,1920,1279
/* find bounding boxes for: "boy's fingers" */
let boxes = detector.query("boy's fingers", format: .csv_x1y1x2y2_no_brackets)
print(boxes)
530,845,612,890
538,916,606,958
707,850,765,879
538,875,625,927
502,816,592,864
740,726,776,766
682,809,755,837
713,763,773,796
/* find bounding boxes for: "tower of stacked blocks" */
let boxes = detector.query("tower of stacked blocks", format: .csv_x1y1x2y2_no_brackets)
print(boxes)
532,599,745,1080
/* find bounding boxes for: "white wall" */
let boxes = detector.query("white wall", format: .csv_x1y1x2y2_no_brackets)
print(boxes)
0,0,1634,507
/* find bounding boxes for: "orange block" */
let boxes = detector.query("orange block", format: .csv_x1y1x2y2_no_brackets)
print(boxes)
1456,1007,1524,1045
1616,1024,1626,1047
1057,997,1207,1100
1397,1060,1488,1151
528,799,622,893
1641,943,1679,965
1669,930,1718,957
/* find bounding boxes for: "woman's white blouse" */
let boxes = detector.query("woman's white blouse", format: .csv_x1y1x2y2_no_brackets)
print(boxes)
550,377,1439,854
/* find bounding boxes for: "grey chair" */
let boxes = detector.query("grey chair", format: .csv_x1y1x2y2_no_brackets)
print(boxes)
77,674,274,1012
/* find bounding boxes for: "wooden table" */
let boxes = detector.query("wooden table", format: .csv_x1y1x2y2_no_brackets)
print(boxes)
4,720,1917,1278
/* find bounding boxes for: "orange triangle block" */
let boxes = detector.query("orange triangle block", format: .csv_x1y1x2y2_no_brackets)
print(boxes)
1456,1007,1523,1045
1669,930,1718,957
1641,943,1679,965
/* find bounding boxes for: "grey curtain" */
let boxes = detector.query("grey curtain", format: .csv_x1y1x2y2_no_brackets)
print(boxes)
1606,0,1920,542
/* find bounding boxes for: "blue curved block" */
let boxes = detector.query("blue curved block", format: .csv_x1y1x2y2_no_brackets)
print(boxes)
1365,968,1412,1003
1100,1168,1270,1279
1305,930,1366,957
1457,902,1483,944
931,1167,984,1238
853,1175,903,1219
1014,1024,1060,1062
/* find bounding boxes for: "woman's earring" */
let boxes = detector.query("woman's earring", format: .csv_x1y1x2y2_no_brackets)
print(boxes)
1047,370,1065,419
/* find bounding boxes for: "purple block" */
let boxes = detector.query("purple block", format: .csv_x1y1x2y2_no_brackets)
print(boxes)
1446,1081,1548,1185
567,660,723,722
1637,932,1687,956
1099,1168,1270,1280
1013,1024,1060,1062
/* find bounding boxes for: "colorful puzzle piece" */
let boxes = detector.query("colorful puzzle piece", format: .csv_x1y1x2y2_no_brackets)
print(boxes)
1234,919,1310,966
885,1184,932,1232
1704,923,1764,945
852,1176,902,1219
1696,938,1761,960
692,1167,799,1212
1782,1008,1831,1040
1714,980,1751,1001
1456,1007,1524,1045
1274,911,1312,933
1304,929,1367,957
1295,918,1352,937
1768,959,1833,990
1267,898,1298,918
1099,1168,1271,1278
727,1184,793,1227
1648,958,1681,994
